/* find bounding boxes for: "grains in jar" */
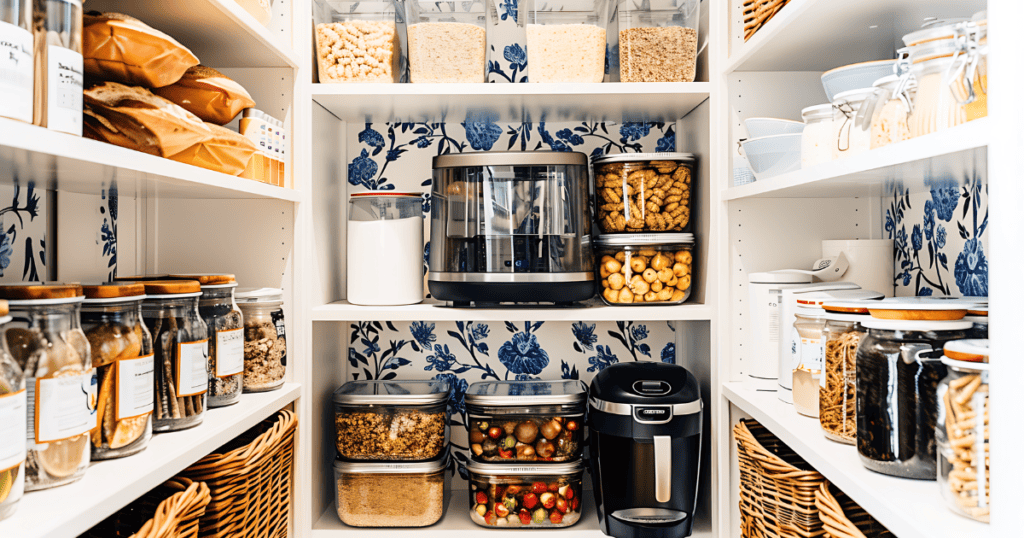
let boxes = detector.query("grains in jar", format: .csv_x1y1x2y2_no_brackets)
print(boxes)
333,379,450,461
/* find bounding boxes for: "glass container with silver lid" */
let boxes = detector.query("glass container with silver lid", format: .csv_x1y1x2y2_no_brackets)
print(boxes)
464,380,586,463
466,459,584,528
333,448,452,527
332,379,450,461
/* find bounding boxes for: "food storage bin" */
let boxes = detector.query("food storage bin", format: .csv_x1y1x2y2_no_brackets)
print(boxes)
831,87,873,160
235,288,287,392
525,0,610,83
791,303,825,418
466,459,584,528
314,0,399,83
81,283,153,460
0,0,34,124
33,0,83,134
333,379,450,461
139,281,209,433
464,380,585,462
333,449,451,527
800,104,833,168
594,234,693,305
0,300,24,521
818,301,871,445
616,0,700,82
348,193,424,306
0,284,90,491
937,339,989,523
856,319,971,479
168,274,243,408
868,74,915,149
405,0,486,83
592,153,695,234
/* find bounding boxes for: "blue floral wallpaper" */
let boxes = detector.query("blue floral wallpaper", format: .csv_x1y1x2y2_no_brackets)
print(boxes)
0,184,46,283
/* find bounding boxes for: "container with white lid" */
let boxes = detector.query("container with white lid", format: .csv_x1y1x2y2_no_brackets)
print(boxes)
594,234,695,305
818,304,872,444
937,339,989,522
791,303,826,418
867,297,971,320
348,192,424,306
333,448,452,527
235,288,287,392
465,458,584,528
831,87,874,160
800,104,833,168
745,271,812,393
0,299,23,520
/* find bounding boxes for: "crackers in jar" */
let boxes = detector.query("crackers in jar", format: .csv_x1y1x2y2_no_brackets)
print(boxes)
591,153,695,234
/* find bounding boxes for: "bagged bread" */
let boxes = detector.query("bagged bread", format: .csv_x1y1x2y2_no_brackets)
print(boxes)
84,82,258,176
152,65,256,125
84,12,199,88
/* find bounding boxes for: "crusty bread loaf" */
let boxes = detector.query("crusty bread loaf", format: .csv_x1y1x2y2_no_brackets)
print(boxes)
84,12,200,88
153,65,256,125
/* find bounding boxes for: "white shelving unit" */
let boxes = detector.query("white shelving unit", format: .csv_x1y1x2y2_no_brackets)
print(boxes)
312,300,714,322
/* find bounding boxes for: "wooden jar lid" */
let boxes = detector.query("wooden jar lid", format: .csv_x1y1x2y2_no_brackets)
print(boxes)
140,280,202,295
0,283,83,300
166,273,237,286
81,282,146,299
0,300,8,316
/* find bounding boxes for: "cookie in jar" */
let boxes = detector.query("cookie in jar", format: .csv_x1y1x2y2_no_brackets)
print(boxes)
592,153,695,234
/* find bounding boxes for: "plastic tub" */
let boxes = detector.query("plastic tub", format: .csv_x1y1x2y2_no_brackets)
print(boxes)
616,0,700,82
334,450,451,527
595,234,694,305
592,153,695,234
466,459,584,528
333,379,450,461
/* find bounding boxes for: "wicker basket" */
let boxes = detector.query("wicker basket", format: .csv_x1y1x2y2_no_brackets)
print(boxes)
179,409,297,538
84,477,211,538
814,482,894,538
743,0,790,40
734,419,826,538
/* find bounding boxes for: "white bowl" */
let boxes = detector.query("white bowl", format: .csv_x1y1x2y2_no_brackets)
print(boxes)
744,117,805,138
740,134,802,180
821,59,897,102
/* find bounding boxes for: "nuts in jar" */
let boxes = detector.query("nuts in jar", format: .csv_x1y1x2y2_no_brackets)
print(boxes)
937,340,989,523
466,460,584,528
333,379,450,461
594,234,694,305
592,154,695,233
314,0,399,83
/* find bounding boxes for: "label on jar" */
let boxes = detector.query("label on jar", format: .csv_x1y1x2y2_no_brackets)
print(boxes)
0,389,27,473
176,340,209,397
33,372,97,444
271,309,287,366
797,336,822,372
0,21,33,124
46,46,83,135
215,328,244,377
116,354,154,421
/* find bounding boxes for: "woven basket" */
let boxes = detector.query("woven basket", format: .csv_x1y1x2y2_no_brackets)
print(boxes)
179,409,297,538
84,477,211,538
743,0,790,40
734,419,826,538
814,482,894,538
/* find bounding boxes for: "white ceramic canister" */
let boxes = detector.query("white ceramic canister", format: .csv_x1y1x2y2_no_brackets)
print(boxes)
347,193,424,306
745,271,813,392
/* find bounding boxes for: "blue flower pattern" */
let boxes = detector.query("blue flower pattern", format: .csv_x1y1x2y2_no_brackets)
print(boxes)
661,343,676,364
498,323,550,376
571,322,598,352
463,120,503,151
587,345,619,372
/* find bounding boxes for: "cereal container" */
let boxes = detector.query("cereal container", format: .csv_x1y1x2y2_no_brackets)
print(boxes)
0,300,24,520
466,459,584,528
525,0,611,83
404,0,487,83
334,449,451,527
937,339,989,523
333,379,450,461
235,288,287,392
314,0,400,83
615,0,700,82
591,153,695,234
594,234,693,305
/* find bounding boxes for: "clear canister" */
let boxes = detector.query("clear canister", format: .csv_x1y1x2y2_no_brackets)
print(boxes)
594,234,694,305
33,0,83,134
0,300,24,520
334,450,451,527
525,0,610,83
791,304,825,418
348,193,424,306
466,459,584,528
0,0,34,124
405,0,486,83
818,302,870,444
80,283,153,460
832,87,873,160
235,288,287,392
314,0,399,83
868,74,916,149
592,153,695,234
139,281,208,432
0,284,90,491
616,0,699,82
937,339,989,523
800,104,833,168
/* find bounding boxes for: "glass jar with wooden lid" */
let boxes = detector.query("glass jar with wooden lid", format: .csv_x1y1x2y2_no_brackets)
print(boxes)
0,299,25,520
817,300,874,445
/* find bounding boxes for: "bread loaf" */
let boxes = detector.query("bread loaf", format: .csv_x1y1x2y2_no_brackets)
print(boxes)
84,12,199,88
153,65,256,125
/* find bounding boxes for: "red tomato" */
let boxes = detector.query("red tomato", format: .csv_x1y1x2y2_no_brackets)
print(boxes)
475,491,488,505
549,511,564,525
522,492,538,509
519,509,532,525
531,482,548,493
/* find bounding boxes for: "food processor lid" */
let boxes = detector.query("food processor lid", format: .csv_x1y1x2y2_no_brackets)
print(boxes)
595,233,694,246
861,319,973,331
334,449,450,474
433,151,588,168
591,152,696,165
464,380,586,406
333,379,451,405
589,362,700,407
747,271,813,284
943,339,989,363
465,458,584,476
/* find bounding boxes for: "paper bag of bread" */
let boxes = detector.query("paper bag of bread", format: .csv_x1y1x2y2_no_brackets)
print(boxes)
84,12,199,88
153,65,256,125
84,82,258,176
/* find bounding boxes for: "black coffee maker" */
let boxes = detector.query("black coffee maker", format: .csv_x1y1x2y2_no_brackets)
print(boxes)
589,362,703,538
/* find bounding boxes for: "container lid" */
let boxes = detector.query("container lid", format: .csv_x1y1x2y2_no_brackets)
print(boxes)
861,319,973,331
595,233,694,247
166,274,237,288
140,280,203,297
747,271,813,284
795,289,883,306
113,274,169,281
823,311,870,323
465,380,586,407
588,362,699,406
591,153,696,165
235,287,284,303
801,104,833,122
465,458,584,476
0,300,8,316
0,283,84,305
433,151,588,168
333,379,451,405
786,283,861,296
833,87,875,106
822,300,880,314
943,339,989,363
867,298,969,320
82,282,146,303
350,192,422,199
334,449,449,474
795,304,826,316
967,308,988,316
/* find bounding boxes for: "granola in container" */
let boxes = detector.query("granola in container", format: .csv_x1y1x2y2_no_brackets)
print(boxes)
333,379,450,461
334,449,451,527
235,288,287,392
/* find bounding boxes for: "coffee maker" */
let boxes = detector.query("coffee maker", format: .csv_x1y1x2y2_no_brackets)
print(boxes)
589,362,703,538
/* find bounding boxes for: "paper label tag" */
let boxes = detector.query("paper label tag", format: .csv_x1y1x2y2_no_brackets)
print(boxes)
34,373,97,444
0,21,33,123
798,337,822,372
216,328,244,377
0,389,27,472
116,354,154,421
176,340,209,397
46,46,83,135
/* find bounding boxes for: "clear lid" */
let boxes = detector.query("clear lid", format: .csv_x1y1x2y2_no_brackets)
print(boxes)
861,319,973,331
235,287,284,304
591,153,697,165
801,104,833,122
465,458,584,476
434,151,588,168
334,448,449,474
465,380,586,406
595,233,694,247
943,339,989,363
333,379,451,405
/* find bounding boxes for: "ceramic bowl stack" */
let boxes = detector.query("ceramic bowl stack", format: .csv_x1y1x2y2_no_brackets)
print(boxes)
739,117,804,180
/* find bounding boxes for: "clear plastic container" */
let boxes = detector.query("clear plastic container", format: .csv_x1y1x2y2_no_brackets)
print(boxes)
936,339,989,523
791,305,825,418
81,284,153,460
868,74,916,149
818,303,870,444
33,0,83,134
314,0,399,83
594,234,694,305
405,0,486,83
525,0,610,83
464,380,585,462
832,87,873,160
334,450,451,527
800,104,833,168
616,0,699,82
0,284,91,491
0,0,34,124
592,153,695,234
466,459,584,528
0,301,24,521
235,288,287,392
139,281,208,432
348,193,423,306
333,379,450,461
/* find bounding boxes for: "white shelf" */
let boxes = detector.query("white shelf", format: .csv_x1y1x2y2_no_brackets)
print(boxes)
312,82,710,122
724,118,989,200
0,383,301,538
726,0,987,73
0,119,300,201
722,382,991,538
87,0,299,68
313,299,713,322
